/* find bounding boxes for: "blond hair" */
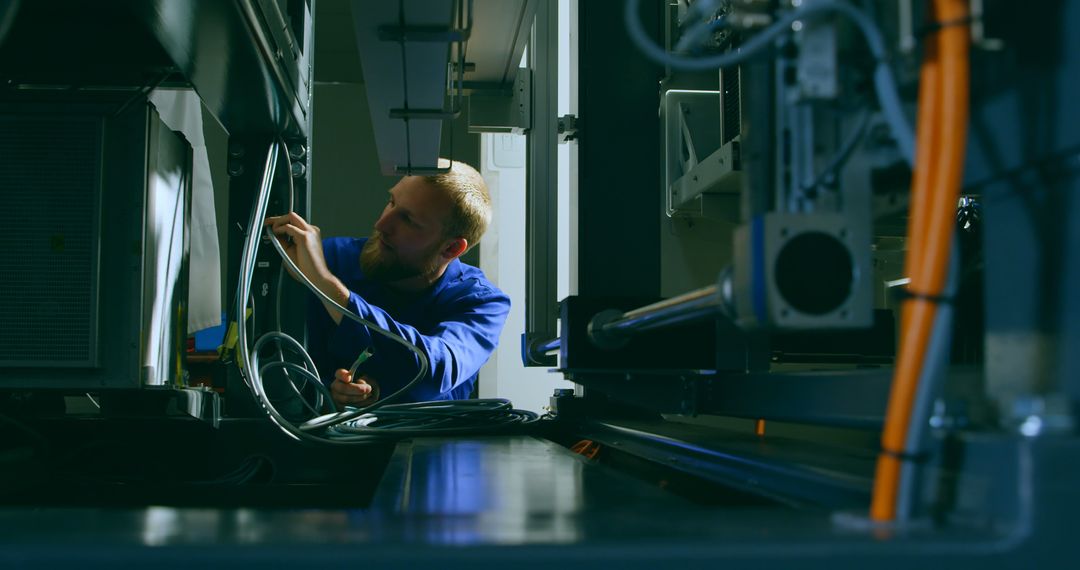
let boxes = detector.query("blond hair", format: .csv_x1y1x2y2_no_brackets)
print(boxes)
424,160,491,251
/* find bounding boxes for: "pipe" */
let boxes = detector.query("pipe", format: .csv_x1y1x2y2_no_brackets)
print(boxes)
588,283,726,350
534,337,561,355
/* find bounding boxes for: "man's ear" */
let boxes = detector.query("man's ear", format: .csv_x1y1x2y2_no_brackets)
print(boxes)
442,237,468,260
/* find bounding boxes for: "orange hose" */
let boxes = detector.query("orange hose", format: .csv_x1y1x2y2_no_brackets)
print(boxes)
870,0,969,522
903,24,943,281
869,12,942,521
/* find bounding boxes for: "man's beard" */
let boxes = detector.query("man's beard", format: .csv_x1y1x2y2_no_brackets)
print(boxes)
360,233,442,283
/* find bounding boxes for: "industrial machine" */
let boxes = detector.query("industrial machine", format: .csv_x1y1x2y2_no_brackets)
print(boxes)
1,100,192,390
520,0,1080,559
0,0,1077,566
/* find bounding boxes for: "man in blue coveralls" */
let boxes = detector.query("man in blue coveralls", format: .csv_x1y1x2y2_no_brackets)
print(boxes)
265,160,509,408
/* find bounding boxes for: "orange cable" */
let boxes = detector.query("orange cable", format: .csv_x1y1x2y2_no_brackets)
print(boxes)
870,0,969,522
869,17,941,522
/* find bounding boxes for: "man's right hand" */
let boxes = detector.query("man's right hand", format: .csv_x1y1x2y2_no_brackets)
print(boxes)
331,368,380,409
265,213,350,322
265,212,332,284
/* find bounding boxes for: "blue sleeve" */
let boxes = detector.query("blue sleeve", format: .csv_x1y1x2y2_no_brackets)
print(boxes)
305,237,347,385
305,289,334,383
328,288,511,402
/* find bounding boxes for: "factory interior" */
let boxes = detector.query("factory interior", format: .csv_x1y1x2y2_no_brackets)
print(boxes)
0,0,1077,566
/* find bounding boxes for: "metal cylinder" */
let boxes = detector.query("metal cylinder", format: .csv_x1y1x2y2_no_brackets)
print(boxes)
535,337,561,354
525,336,561,366
588,273,731,350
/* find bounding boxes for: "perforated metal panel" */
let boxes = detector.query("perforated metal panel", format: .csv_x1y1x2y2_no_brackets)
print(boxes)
0,116,101,367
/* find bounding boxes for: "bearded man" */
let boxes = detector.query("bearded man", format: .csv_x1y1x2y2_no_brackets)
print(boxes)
265,160,509,408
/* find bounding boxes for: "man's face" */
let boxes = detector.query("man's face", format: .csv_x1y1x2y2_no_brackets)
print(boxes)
360,176,453,282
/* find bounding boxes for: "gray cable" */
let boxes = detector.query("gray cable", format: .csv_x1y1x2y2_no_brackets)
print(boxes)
261,224,431,427
272,140,298,407
259,361,326,416
803,108,872,192
895,238,961,521
263,143,429,402
238,141,536,443
674,14,726,53
235,141,432,444
254,330,332,415
624,0,914,166
236,143,360,443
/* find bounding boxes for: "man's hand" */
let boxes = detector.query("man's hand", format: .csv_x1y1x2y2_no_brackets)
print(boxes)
265,212,332,284
331,368,380,409
265,213,350,321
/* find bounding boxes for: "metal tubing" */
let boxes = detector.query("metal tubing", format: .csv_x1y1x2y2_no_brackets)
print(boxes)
600,284,722,336
523,0,560,366
235,143,280,387
536,337,561,354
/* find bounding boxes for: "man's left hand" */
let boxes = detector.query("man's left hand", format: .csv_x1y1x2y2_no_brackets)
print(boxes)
331,368,380,408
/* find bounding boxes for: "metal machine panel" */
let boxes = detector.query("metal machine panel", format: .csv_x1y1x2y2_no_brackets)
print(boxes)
0,115,102,368
663,90,744,216
140,114,192,387
733,212,872,330
0,100,190,389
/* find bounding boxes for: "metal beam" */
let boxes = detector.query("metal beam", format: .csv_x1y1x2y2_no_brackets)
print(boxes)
524,0,558,366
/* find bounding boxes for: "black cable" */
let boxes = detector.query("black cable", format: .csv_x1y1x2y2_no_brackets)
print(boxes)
961,141,1080,196
323,399,541,439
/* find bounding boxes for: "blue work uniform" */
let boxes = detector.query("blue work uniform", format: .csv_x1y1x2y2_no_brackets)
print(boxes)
306,237,511,402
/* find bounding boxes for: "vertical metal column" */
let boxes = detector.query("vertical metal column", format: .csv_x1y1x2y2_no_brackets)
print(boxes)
524,0,559,366
576,0,661,298
965,0,1080,430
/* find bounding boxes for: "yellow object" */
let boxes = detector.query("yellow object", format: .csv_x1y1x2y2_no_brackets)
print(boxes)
218,308,254,368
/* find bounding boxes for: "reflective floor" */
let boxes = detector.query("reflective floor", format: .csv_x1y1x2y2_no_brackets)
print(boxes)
0,434,1051,567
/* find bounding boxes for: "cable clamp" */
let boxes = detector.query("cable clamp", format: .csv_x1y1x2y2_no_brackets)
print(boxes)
916,15,973,38
893,287,955,305
879,447,932,464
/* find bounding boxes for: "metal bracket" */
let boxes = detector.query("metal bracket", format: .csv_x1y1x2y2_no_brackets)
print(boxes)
174,386,222,428
522,332,558,367
557,114,579,143
393,165,452,175
377,24,471,43
388,108,462,120
382,0,474,175
899,0,1004,53
467,71,531,134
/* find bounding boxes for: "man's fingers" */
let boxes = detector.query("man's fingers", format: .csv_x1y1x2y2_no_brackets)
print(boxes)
335,368,351,383
278,223,310,240
265,213,312,234
331,378,372,396
331,379,373,406
283,211,310,230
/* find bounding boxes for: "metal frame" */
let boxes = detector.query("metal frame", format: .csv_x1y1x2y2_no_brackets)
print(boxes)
523,0,559,366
